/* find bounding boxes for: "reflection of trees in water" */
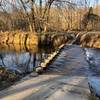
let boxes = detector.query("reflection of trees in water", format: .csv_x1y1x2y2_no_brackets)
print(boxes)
0,52,6,67
0,43,54,73
10,52,33,73
25,52,32,73
0,51,51,73
33,53,36,68
0,52,52,72
11,52,50,73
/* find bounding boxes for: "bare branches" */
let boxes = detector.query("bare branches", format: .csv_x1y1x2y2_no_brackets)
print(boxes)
0,0,99,32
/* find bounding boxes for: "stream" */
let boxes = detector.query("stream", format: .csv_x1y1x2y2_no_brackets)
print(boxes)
85,48,100,75
0,44,100,76
0,44,56,74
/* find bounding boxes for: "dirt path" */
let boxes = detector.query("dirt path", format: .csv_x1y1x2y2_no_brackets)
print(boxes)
0,45,91,100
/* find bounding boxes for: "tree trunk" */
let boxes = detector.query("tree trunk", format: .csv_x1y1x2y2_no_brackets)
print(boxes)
43,24,47,32
31,0,36,32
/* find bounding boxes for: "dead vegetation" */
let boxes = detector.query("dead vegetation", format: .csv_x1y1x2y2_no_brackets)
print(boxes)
73,32,100,48
0,0,99,32
0,31,38,45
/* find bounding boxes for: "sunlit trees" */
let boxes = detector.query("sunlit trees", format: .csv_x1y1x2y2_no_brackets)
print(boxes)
0,0,99,32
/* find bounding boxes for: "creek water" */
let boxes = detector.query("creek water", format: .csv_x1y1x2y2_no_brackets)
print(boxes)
0,44,100,75
85,48,100,75
0,44,56,74
46,45,100,76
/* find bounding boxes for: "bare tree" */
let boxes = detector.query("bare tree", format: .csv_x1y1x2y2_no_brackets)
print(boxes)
0,0,99,32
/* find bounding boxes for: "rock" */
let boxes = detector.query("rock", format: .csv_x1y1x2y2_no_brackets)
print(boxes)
48,56,53,61
40,62,46,68
36,67,43,74
44,59,50,65
29,72,38,77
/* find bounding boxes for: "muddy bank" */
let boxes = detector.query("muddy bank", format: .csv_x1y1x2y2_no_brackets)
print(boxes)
73,32,100,48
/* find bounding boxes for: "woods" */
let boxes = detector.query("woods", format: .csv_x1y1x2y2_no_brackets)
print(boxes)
0,0,99,32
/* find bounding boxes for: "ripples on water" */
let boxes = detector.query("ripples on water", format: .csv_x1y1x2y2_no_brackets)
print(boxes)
85,48,100,74
0,44,56,74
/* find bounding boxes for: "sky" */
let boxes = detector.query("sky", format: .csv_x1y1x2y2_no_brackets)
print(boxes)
75,0,100,8
1,0,100,12
90,0,100,6
6,0,100,6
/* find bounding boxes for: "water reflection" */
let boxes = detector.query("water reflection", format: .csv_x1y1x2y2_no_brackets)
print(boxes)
0,43,55,74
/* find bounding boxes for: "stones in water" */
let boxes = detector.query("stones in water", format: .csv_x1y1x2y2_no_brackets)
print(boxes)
36,44,65,73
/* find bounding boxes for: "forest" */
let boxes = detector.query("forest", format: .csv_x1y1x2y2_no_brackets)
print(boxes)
0,1,100,100
0,0,100,32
